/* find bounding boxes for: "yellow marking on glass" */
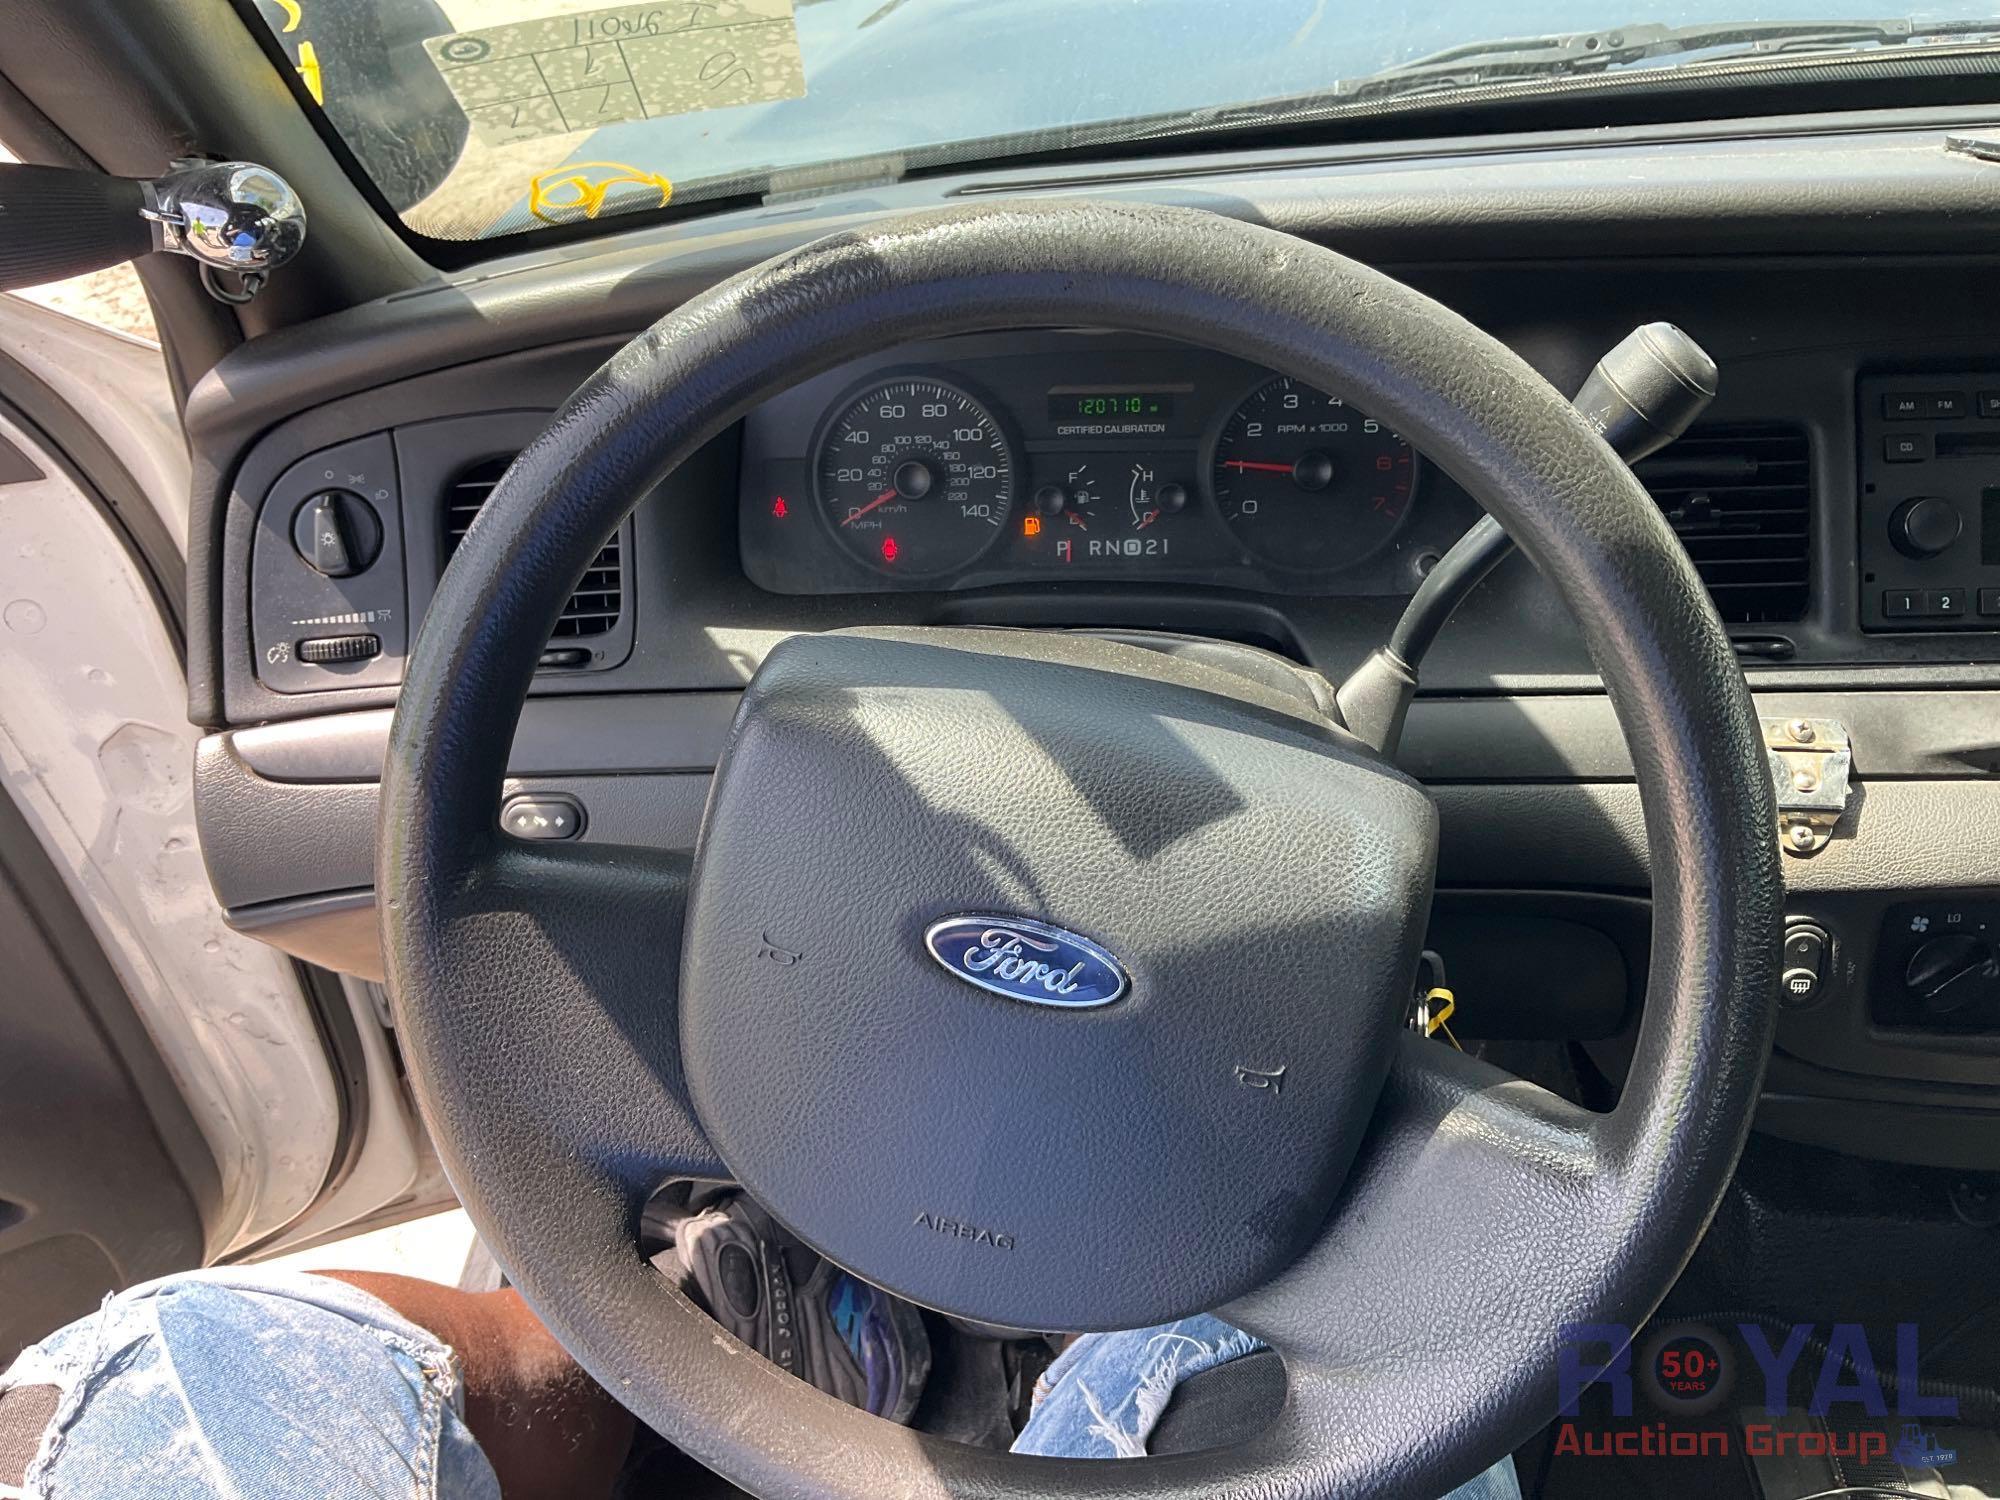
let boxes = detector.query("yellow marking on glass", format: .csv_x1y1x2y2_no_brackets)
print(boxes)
529,161,672,223
274,0,303,32
296,40,323,103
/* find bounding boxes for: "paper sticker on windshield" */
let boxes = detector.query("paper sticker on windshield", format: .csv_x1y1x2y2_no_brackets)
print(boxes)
425,1,805,146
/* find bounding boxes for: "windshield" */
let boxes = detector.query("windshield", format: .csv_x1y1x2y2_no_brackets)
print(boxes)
249,0,2000,241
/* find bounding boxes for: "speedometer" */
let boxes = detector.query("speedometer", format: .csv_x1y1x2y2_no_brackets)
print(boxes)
1212,377,1417,572
814,378,1015,576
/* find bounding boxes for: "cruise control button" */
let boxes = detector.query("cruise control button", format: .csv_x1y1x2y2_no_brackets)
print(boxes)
501,795,584,841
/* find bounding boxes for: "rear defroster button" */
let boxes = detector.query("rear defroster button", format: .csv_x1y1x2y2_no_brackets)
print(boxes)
1780,921,1829,1008
501,795,584,841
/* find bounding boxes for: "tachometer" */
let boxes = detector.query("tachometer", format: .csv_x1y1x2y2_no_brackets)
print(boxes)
1212,377,1417,572
814,378,1015,576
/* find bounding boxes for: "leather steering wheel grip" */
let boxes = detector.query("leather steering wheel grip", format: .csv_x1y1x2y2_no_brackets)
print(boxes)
378,200,1781,1499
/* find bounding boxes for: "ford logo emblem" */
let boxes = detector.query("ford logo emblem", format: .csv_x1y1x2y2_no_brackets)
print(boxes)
923,915,1129,1009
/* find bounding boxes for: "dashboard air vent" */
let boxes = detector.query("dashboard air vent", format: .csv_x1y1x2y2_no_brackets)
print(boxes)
442,456,623,639
1632,424,1810,625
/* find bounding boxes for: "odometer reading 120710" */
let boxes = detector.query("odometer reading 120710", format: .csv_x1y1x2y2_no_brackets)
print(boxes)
814,378,1015,575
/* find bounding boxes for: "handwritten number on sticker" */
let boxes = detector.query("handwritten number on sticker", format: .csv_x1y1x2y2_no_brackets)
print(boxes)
700,50,752,90
571,6,730,44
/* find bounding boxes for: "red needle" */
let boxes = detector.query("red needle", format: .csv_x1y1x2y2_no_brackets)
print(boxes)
840,487,899,526
1222,460,1295,475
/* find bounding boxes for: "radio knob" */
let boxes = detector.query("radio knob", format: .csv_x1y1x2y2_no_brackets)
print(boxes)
1889,496,1962,559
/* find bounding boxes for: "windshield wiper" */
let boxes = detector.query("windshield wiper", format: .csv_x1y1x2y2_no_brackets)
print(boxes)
1191,16,2000,122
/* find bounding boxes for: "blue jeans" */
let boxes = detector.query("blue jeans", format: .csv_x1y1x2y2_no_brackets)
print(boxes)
0,1275,1515,1498
1013,1313,1519,1498
0,1270,497,1499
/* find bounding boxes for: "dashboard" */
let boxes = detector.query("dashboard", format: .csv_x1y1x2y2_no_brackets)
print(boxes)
738,334,1448,596
181,110,2000,1176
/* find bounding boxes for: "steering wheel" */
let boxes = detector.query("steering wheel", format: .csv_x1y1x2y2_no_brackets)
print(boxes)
379,201,1781,1499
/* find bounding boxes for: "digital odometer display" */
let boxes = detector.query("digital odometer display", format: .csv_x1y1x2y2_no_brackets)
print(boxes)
1048,393,1175,422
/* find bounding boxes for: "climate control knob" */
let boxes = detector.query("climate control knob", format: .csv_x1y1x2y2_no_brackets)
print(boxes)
1905,933,1998,1015
1889,496,1962,560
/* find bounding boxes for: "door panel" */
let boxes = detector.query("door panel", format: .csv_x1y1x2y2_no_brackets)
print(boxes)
0,788,208,1360
0,297,351,1348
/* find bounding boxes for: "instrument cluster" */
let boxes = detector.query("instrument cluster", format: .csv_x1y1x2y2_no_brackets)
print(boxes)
738,333,1458,597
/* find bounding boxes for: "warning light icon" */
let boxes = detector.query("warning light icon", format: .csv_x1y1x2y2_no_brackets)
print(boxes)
1023,514,1042,538
881,536,900,564
771,496,789,519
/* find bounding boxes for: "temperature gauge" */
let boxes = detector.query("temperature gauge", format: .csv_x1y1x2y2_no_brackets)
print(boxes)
1124,463,1189,533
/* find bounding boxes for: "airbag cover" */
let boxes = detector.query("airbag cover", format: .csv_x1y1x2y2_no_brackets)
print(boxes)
681,628,1436,1330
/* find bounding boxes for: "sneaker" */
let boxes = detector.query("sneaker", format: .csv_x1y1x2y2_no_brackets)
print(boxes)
665,1194,930,1424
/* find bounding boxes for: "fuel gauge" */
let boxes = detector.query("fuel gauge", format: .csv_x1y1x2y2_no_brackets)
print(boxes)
1029,462,1105,532
1061,462,1104,530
